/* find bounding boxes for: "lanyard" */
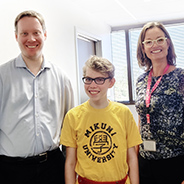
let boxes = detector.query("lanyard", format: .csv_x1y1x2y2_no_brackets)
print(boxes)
146,64,170,124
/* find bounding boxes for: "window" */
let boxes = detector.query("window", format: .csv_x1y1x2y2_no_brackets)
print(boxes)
129,28,143,101
111,31,128,102
111,21,184,104
166,24,184,68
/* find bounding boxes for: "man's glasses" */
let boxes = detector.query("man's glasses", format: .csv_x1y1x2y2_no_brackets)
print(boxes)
142,37,167,48
82,77,111,85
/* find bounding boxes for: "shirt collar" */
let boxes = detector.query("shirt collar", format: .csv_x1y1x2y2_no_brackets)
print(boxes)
15,54,51,69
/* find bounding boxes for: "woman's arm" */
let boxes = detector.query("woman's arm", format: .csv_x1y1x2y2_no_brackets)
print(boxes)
65,147,77,184
127,146,139,184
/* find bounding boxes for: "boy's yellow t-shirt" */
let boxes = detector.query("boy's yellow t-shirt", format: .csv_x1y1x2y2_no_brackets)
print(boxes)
60,101,142,183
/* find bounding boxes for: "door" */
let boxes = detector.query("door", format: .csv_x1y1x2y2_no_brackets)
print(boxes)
77,34,101,104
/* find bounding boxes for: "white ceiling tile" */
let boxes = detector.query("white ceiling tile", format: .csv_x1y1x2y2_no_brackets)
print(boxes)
67,0,184,27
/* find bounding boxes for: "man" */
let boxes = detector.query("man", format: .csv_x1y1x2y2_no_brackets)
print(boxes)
0,10,74,184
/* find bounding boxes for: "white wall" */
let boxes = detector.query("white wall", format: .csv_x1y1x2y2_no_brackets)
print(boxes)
0,0,138,123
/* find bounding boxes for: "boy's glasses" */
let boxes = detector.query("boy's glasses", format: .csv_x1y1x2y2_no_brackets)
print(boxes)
82,77,111,85
142,37,167,48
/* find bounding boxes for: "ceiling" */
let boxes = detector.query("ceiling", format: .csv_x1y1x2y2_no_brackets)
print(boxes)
68,0,184,28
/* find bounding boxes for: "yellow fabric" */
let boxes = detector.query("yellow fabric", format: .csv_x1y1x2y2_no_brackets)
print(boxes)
60,101,142,183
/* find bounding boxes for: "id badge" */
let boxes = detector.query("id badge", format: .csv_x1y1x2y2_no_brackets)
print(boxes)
144,140,156,152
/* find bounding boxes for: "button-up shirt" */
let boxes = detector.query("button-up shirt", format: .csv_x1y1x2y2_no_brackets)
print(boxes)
0,54,74,157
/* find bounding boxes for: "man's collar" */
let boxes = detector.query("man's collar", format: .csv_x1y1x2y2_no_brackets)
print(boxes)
15,54,51,69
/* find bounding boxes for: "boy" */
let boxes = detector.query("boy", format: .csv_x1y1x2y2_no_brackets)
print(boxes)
60,56,142,184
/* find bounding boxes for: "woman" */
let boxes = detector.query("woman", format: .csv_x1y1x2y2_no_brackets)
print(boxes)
135,22,184,184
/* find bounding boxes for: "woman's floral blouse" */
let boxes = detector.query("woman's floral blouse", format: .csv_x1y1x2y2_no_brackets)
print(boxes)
135,68,184,160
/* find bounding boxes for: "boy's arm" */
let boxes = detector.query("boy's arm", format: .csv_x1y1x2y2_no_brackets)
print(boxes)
127,146,139,184
65,147,77,184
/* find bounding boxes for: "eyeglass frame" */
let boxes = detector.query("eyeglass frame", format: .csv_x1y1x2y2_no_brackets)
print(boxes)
142,37,167,48
82,77,111,85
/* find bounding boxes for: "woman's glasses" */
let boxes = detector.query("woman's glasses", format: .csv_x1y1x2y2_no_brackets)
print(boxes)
142,37,167,48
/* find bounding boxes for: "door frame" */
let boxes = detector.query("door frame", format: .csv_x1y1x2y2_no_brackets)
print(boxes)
75,27,102,104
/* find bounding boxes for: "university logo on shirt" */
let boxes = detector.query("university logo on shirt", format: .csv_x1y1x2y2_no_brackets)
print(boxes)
83,122,118,163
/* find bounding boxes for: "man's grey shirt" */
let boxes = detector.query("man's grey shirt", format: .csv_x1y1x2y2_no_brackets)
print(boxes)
0,54,74,157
